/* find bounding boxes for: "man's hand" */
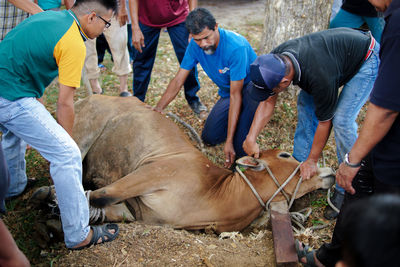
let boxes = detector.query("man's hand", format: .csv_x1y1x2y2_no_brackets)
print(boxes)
224,142,236,168
336,162,359,195
117,0,128,26
152,106,165,114
242,138,260,158
118,8,129,26
132,26,145,53
300,159,318,180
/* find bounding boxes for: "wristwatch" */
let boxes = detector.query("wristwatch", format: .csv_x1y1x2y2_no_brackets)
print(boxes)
344,153,361,168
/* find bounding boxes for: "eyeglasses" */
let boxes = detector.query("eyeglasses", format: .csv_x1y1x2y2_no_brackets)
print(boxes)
96,14,111,28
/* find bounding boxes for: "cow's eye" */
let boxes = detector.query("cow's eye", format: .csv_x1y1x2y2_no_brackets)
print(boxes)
278,152,291,158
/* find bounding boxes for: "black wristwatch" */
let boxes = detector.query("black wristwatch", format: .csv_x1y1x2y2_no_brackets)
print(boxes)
344,153,361,168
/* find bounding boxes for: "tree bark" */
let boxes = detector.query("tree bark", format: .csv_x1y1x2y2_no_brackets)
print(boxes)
259,0,333,54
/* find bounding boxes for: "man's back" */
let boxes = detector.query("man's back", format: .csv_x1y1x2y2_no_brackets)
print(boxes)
0,10,86,100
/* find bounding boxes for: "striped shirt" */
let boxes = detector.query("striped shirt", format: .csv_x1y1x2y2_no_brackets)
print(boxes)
0,0,31,41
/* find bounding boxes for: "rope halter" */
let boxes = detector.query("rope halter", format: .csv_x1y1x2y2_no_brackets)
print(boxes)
235,158,303,211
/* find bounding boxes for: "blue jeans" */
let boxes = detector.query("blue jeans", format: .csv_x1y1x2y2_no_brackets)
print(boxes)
0,97,90,248
201,84,260,157
292,42,380,194
132,22,200,104
330,9,385,43
0,142,9,214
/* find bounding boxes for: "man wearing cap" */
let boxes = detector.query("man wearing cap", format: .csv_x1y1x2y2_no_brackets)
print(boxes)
243,28,380,217
154,7,258,167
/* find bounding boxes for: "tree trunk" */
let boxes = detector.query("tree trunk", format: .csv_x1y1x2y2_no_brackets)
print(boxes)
259,0,333,54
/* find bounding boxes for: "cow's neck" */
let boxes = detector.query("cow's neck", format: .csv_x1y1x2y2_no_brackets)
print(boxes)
202,169,274,232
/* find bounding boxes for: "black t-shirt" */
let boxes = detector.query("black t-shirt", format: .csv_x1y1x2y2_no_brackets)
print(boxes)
271,28,370,121
370,1,400,185
341,0,379,17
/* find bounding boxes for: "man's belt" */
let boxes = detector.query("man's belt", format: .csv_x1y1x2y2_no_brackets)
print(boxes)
364,36,376,61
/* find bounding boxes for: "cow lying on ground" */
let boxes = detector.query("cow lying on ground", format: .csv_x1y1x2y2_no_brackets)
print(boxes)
34,95,334,233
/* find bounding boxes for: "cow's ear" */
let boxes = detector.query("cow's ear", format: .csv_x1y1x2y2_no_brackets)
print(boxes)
236,156,265,171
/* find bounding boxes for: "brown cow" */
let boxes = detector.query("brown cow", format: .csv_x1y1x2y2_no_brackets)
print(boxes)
37,95,334,233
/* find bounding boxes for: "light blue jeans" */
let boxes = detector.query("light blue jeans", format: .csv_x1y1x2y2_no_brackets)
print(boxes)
292,42,380,194
0,97,89,248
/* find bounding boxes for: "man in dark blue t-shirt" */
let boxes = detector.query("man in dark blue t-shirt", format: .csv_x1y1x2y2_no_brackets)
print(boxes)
297,0,400,266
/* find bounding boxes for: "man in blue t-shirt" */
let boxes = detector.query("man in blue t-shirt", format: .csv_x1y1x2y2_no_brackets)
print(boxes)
154,8,258,167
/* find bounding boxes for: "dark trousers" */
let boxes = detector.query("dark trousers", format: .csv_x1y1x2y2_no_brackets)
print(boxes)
316,154,400,267
127,24,134,62
201,84,259,158
96,33,112,64
132,22,200,104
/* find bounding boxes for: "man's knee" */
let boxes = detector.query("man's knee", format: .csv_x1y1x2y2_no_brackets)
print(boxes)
54,141,82,165
201,129,223,146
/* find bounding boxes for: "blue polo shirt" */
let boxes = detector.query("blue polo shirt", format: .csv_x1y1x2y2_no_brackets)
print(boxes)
181,28,256,98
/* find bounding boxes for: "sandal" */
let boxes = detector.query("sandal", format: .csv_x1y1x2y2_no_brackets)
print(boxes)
70,223,119,250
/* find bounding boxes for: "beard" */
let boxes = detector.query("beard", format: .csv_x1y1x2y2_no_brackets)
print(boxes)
202,45,216,55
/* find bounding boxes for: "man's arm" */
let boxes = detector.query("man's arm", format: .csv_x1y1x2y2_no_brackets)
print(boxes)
154,68,191,113
243,94,278,158
336,103,399,194
188,0,197,11
56,84,76,136
0,219,29,267
8,0,42,14
129,0,144,53
118,0,128,27
300,119,332,179
224,79,244,167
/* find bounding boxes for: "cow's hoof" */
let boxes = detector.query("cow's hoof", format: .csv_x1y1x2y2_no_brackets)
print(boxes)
30,186,55,205
319,167,335,189
46,219,64,241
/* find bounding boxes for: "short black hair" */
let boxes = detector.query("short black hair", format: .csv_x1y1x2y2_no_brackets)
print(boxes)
276,54,291,76
341,194,400,267
185,8,216,35
74,0,118,14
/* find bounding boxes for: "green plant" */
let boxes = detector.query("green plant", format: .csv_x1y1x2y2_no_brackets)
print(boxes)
311,197,328,207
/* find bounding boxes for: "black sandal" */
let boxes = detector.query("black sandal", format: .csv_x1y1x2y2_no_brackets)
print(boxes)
70,223,119,250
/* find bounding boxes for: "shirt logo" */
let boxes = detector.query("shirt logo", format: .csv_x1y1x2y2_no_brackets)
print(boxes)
219,67,230,74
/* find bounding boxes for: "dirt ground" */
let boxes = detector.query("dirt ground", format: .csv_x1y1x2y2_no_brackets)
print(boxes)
5,1,338,266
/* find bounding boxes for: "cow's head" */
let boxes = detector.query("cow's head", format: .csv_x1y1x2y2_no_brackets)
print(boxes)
236,149,335,202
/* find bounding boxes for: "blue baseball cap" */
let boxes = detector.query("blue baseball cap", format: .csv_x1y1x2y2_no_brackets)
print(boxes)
249,54,286,102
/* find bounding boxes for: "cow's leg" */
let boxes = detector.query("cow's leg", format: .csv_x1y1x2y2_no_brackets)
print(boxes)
89,162,173,208
104,203,135,222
